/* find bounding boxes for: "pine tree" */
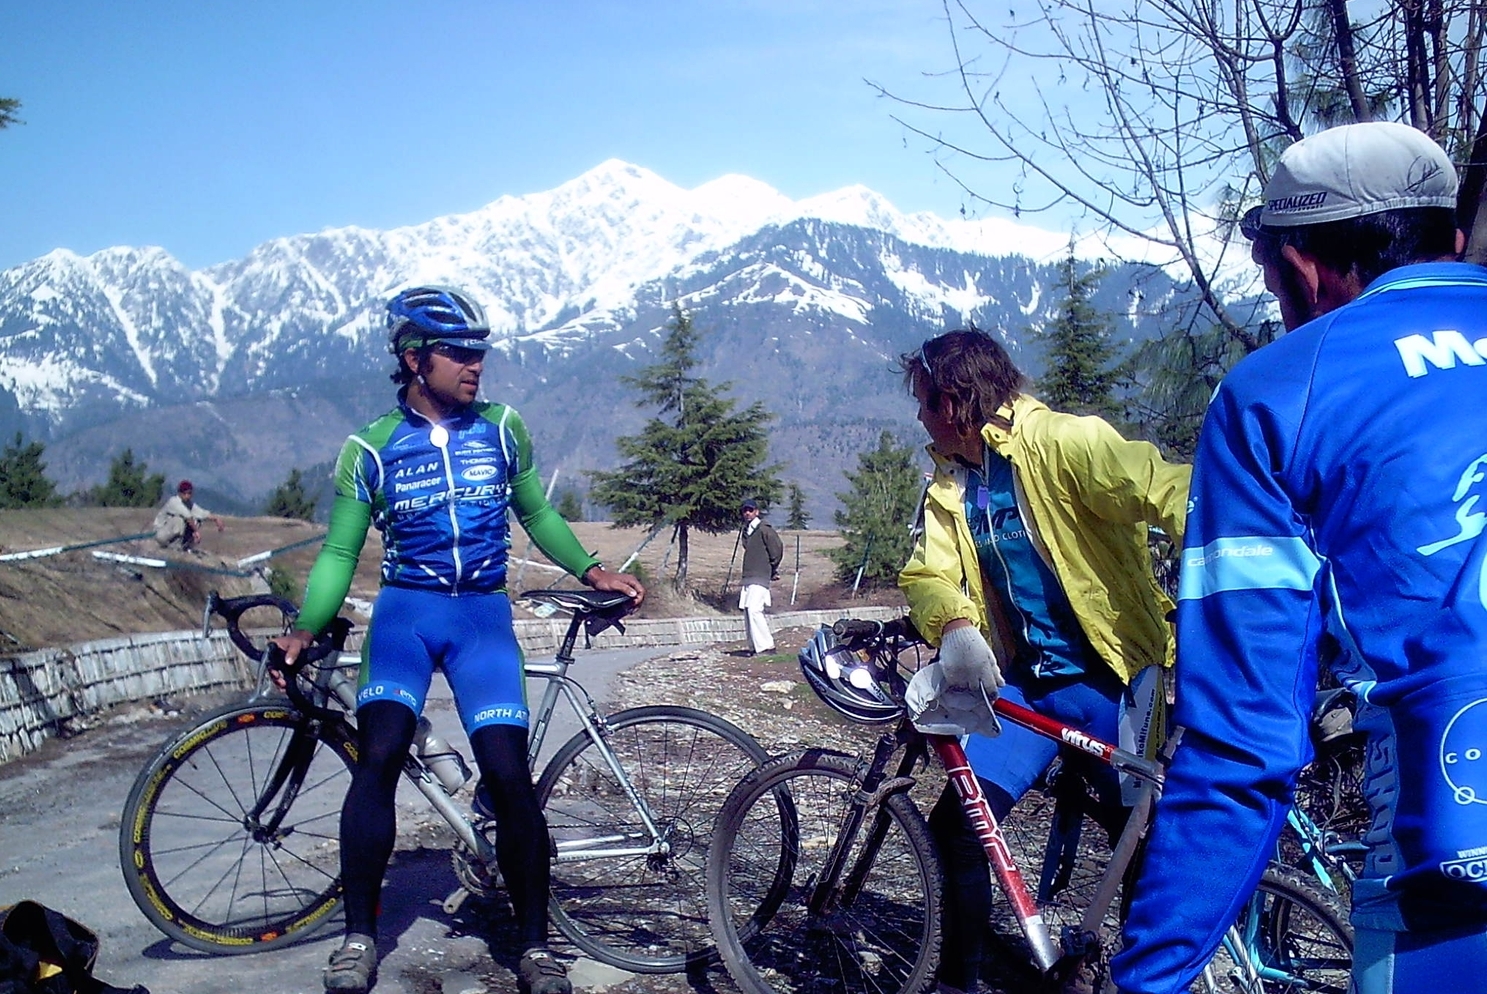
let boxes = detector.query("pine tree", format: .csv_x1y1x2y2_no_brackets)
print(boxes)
0,98,20,131
828,431,924,588
589,304,782,590
1037,246,1125,423
785,483,809,530
264,468,318,521
90,449,165,507
0,433,60,508
554,489,584,522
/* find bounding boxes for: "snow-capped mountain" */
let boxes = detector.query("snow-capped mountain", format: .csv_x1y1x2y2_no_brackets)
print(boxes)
0,160,1180,514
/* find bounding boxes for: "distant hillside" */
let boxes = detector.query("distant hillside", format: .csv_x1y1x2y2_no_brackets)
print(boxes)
0,509,864,652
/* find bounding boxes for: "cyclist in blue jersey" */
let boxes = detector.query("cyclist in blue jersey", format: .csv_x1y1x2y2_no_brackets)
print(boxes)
897,328,1190,994
273,286,643,994
1113,123,1487,994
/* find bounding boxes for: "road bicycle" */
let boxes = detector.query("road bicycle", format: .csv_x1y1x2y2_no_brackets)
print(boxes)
118,589,768,973
705,616,1354,994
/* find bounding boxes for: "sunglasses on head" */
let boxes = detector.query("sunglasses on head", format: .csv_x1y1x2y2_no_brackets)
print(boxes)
916,343,935,383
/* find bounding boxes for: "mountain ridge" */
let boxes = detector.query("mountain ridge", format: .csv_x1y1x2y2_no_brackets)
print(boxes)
0,160,1184,518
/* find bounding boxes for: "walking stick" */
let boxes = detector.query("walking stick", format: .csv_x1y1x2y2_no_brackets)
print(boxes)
720,523,744,597
790,533,801,605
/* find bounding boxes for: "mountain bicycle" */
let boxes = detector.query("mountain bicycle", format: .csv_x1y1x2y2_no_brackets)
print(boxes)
705,617,1354,994
118,589,768,973
1279,687,1367,904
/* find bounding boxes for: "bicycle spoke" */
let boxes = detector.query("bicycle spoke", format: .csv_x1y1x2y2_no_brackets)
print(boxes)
538,706,768,973
708,751,942,994
120,705,352,950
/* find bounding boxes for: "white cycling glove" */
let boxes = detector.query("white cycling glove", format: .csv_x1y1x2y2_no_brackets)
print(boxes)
938,625,1005,696
903,625,1005,739
905,663,1003,738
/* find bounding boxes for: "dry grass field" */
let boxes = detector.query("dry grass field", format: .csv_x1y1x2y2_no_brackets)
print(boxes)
0,509,903,651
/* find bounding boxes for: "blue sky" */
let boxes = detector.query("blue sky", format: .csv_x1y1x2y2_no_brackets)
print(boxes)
0,1,1016,273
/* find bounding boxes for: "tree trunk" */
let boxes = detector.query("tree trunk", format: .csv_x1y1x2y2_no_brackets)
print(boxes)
1461,106,1487,264
674,522,690,592
1328,0,1372,122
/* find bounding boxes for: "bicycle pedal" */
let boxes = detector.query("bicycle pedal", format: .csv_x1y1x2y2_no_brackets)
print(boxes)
442,886,471,915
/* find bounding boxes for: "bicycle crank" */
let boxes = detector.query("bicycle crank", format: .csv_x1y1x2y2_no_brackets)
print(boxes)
447,819,503,913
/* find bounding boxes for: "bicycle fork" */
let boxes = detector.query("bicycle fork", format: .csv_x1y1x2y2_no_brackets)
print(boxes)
244,721,321,842
806,734,920,918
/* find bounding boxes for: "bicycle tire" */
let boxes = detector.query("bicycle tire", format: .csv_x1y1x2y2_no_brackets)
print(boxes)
1189,865,1354,993
119,702,355,952
534,704,770,973
707,749,944,994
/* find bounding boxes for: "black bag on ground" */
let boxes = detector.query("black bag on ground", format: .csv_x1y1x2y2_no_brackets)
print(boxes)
0,902,148,994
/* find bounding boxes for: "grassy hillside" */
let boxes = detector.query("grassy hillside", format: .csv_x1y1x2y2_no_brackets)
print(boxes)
0,509,895,652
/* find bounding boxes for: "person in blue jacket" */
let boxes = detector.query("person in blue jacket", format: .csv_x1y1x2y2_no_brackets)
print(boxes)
1112,123,1487,993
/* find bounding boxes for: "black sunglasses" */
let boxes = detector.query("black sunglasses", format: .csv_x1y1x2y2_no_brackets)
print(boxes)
1239,204,1266,241
431,342,487,365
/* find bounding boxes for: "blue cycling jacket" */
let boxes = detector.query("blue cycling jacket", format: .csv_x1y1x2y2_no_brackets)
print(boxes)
1114,262,1487,992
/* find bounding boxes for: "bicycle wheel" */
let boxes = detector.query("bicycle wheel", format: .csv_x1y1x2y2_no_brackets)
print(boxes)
534,704,769,973
1188,865,1354,993
707,749,944,994
119,702,355,952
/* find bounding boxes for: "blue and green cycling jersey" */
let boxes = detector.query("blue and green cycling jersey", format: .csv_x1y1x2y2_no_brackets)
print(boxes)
296,391,597,635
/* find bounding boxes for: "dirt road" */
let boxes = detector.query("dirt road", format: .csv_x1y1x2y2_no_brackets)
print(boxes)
0,644,746,994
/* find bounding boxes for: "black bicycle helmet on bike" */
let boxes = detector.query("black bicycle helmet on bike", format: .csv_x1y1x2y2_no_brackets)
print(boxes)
798,625,904,725
386,285,492,354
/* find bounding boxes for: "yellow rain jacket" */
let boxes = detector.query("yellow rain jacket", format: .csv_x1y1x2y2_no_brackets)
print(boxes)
899,394,1190,685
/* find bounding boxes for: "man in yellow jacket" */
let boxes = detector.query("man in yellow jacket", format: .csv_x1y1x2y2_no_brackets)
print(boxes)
898,328,1189,994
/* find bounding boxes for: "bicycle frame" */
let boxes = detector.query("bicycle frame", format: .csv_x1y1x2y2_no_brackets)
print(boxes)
803,693,1171,978
933,700,1330,991
1285,804,1364,894
524,658,671,864
241,596,673,874
936,697,1169,973
731,617,1353,994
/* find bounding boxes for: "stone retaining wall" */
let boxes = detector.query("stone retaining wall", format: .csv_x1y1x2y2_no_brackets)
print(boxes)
0,605,901,764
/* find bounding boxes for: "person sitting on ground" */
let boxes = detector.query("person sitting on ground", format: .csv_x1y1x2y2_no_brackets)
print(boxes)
152,480,224,554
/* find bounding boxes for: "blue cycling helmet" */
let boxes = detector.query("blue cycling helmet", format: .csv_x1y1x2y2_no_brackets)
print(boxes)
386,285,492,355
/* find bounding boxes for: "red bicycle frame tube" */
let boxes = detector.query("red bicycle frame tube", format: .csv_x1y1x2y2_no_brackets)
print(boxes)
925,697,1165,973
991,697,1164,786
931,734,1061,972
